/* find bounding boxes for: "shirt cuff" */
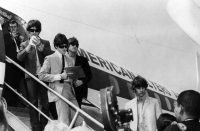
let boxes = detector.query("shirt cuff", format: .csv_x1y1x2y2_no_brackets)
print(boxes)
54,74,61,81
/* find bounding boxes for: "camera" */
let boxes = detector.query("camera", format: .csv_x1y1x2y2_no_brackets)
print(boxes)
100,87,133,131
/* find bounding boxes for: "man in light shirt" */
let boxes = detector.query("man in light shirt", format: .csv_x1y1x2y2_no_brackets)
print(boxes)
39,33,83,126
125,76,162,131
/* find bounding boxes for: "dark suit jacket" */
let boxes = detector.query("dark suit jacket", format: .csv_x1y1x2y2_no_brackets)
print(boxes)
4,33,23,62
74,55,92,99
17,39,54,78
164,120,200,131
4,33,24,84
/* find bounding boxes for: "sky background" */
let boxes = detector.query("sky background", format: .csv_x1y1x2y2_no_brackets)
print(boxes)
1,0,200,94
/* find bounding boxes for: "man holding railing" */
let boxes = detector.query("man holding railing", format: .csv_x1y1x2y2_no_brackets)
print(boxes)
39,33,83,127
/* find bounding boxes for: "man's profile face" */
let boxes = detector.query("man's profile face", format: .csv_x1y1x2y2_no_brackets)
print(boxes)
68,44,78,54
173,101,181,121
135,87,146,98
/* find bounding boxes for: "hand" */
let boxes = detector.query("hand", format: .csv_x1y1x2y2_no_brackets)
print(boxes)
37,43,44,52
74,80,83,87
11,32,18,37
29,36,41,46
60,71,67,80
19,36,24,42
25,44,33,53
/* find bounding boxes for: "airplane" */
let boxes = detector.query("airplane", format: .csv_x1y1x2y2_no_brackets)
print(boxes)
0,0,200,130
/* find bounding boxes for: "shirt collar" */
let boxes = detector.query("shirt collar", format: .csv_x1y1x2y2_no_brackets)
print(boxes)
55,50,62,59
137,91,148,102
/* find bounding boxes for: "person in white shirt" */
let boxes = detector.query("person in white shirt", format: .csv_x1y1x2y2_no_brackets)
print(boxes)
39,33,83,126
125,76,162,131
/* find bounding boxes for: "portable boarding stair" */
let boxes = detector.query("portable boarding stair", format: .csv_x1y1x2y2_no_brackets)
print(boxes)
4,56,104,131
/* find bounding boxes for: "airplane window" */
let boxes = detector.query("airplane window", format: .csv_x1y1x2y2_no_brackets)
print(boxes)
165,97,172,111
153,93,162,107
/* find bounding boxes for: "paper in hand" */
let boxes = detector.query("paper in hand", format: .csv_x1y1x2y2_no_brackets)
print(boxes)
65,66,85,79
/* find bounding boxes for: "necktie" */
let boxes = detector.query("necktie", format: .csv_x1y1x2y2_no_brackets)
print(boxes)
60,55,65,83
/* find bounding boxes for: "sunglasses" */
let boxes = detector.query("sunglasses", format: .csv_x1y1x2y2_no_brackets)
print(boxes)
58,44,68,49
70,43,79,47
28,28,40,32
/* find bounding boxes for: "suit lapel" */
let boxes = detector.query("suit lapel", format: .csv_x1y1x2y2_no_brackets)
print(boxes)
53,52,62,70
130,98,138,131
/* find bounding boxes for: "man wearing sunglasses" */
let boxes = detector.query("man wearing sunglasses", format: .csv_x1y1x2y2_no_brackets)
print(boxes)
17,19,53,131
39,33,83,126
67,37,92,108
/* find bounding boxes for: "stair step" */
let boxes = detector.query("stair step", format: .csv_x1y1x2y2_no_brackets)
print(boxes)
7,106,31,128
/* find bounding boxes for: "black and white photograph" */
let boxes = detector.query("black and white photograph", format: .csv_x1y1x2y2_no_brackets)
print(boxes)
0,0,200,131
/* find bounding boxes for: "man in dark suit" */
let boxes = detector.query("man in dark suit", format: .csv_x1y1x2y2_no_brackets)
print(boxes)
17,19,53,131
164,90,200,131
3,20,26,107
67,37,92,108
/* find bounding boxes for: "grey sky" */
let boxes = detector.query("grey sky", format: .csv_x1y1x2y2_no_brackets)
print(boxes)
1,0,200,93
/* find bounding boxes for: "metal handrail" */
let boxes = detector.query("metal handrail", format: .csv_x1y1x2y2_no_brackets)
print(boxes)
5,56,104,129
4,82,52,122
83,98,100,110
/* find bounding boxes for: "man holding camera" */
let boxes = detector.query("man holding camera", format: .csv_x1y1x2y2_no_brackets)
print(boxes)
17,19,53,131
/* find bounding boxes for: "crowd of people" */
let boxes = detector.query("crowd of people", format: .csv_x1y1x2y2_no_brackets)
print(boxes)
2,18,200,131
3,19,92,131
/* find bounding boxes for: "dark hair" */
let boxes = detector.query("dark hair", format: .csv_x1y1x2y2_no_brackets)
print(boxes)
157,113,176,131
68,37,79,47
26,19,41,32
132,76,148,90
9,19,18,26
177,90,200,120
53,33,68,48
8,20,18,32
